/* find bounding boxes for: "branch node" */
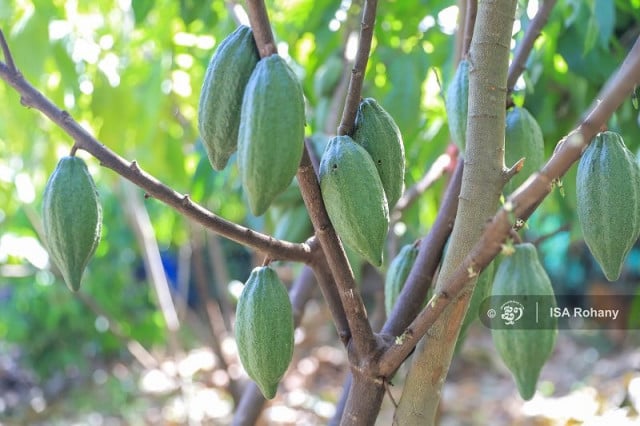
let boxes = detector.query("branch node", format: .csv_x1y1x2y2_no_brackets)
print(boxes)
129,160,140,172
0,29,17,73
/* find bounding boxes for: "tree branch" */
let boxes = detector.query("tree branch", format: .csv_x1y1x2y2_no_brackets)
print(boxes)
462,0,478,56
337,0,378,136
0,31,313,265
297,149,378,355
378,34,640,377
507,0,557,93
246,0,277,57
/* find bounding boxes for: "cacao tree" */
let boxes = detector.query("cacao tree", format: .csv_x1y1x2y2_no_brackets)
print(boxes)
1,0,640,424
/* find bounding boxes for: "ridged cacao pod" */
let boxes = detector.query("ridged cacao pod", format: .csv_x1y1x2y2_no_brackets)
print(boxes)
352,98,406,210
238,54,306,216
576,131,640,281
42,156,102,292
503,107,545,195
319,135,389,266
198,25,259,171
384,243,419,316
445,59,469,152
272,204,314,243
491,243,557,400
235,266,294,399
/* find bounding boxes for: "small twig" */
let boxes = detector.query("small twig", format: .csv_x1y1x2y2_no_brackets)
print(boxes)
384,379,398,408
503,157,525,183
509,228,523,244
507,0,557,92
0,29,17,72
531,223,570,247
462,0,478,56
392,152,453,219
337,0,379,136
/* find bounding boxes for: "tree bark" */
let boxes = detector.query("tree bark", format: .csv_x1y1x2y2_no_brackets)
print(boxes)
394,1,517,423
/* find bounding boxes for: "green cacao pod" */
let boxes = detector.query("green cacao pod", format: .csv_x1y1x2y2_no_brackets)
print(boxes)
319,135,389,266
576,131,640,281
503,107,545,195
238,54,306,216
42,156,102,292
445,59,469,152
235,266,294,399
491,243,557,400
313,55,343,98
198,25,259,171
352,98,406,210
272,204,314,243
384,243,419,316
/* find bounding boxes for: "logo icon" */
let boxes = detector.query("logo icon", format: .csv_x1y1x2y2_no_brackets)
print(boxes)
499,300,524,325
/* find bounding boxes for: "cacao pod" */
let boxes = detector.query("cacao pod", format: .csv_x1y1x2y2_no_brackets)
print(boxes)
238,54,306,216
352,98,406,210
272,204,314,243
445,59,469,152
319,135,389,266
235,266,294,399
384,243,419,317
42,156,102,292
491,243,557,400
503,106,545,195
198,25,259,171
576,131,640,281
313,55,343,98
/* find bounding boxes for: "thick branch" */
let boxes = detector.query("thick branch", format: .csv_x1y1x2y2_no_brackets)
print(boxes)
507,0,557,92
0,40,312,265
337,0,378,136
379,34,640,377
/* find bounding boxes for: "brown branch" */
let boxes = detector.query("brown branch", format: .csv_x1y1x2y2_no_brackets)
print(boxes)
246,0,277,58
462,0,478,56
243,0,376,357
0,51,312,265
531,223,570,247
337,0,379,136
382,159,463,337
507,0,557,92
233,265,319,425
0,29,16,72
297,149,377,355
378,35,640,376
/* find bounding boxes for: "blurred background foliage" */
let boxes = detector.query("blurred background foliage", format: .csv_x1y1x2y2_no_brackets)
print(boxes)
0,0,639,423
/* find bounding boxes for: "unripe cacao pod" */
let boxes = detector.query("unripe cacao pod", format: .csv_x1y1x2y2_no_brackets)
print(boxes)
445,59,469,152
313,55,343,98
384,243,419,316
491,243,557,400
235,266,294,399
503,107,545,195
198,25,259,171
352,98,406,210
319,135,389,266
238,54,306,216
272,204,314,243
42,156,102,292
576,131,640,281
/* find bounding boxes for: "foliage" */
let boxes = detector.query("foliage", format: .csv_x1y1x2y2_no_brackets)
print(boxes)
0,0,639,423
